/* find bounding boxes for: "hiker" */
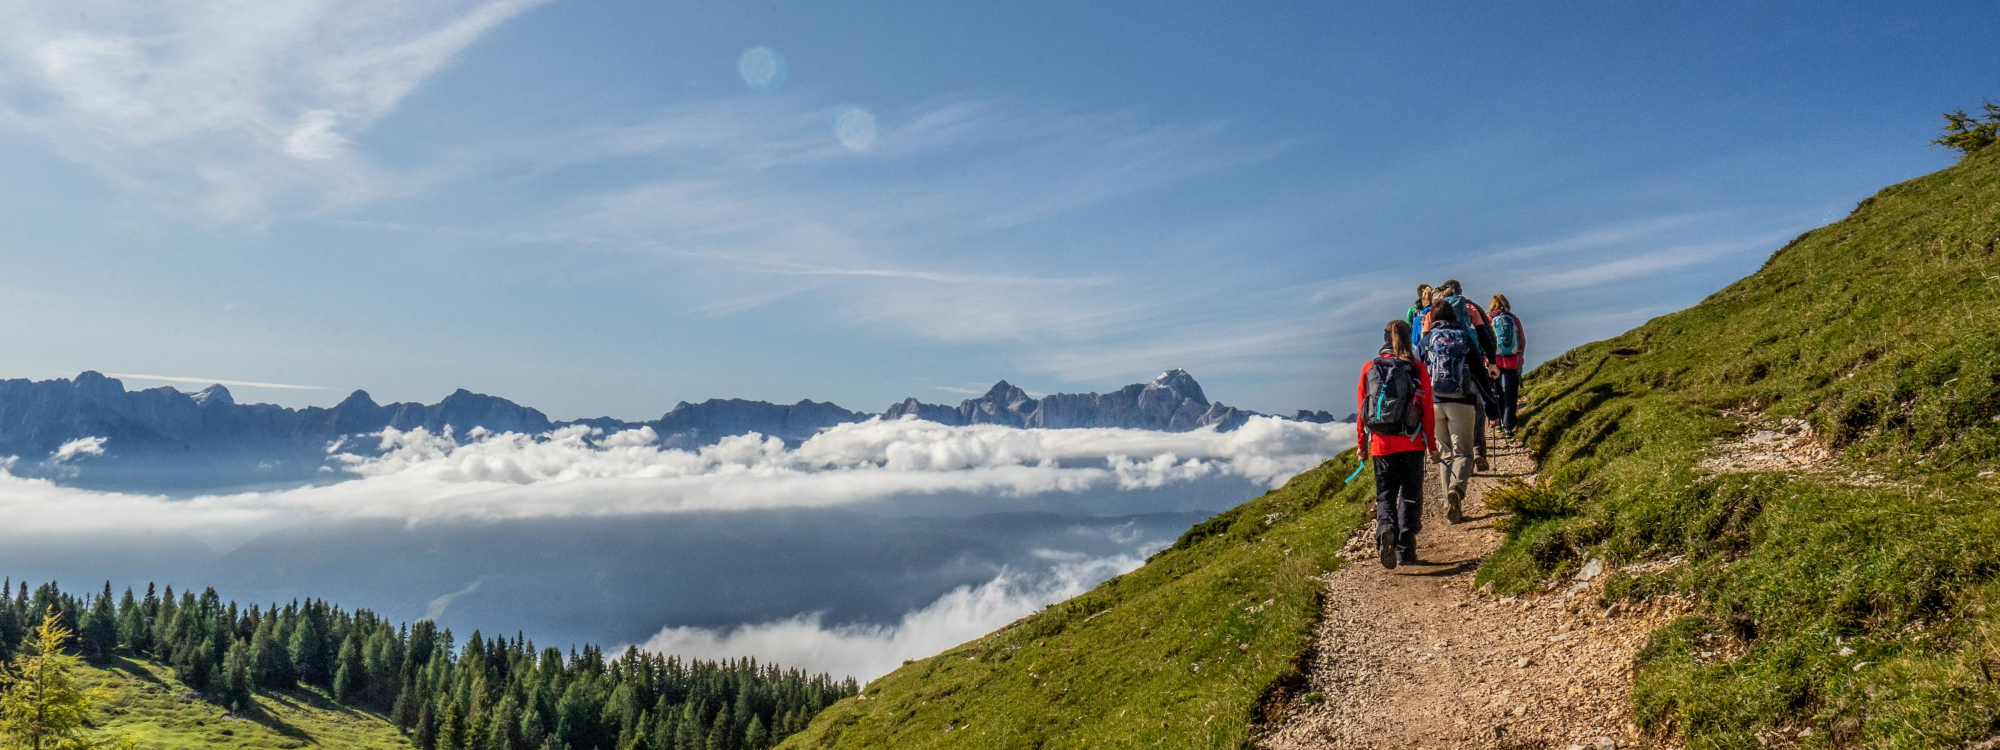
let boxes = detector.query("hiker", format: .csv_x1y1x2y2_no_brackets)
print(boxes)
1356,319,1437,569
1489,293,1527,432
1434,280,1501,472
1419,302,1479,524
1404,284,1433,346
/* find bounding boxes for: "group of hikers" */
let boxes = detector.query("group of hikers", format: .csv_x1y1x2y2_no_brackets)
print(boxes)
1353,279,1528,569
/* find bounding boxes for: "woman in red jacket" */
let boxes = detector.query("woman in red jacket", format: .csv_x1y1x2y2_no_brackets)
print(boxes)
1355,319,1439,569
1489,294,1527,433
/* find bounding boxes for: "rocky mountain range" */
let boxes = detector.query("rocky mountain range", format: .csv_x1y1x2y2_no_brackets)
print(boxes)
0,369,1341,491
884,369,1261,431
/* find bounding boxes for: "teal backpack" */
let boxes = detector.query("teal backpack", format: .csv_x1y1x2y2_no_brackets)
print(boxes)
1494,311,1521,356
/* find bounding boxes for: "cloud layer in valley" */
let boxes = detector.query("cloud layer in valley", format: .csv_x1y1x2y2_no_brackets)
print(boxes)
640,554,1146,682
0,417,1346,677
0,416,1349,537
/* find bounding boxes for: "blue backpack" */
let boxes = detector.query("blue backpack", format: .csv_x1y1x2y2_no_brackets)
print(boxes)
1423,326,1472,398
1493,312,1521,356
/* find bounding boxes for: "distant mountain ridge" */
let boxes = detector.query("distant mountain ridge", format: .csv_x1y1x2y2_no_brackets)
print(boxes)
0,369,1339,491
884,369,1262,431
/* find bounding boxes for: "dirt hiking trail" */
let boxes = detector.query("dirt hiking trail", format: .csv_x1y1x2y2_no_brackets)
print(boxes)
1260,439,1683,750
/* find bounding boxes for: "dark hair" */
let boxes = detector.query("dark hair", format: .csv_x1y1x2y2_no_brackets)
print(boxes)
1440,279,1462,295
1384,320,1414,360
1425,301,1459,329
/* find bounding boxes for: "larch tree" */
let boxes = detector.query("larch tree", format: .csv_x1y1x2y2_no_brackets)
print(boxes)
0,610,119,750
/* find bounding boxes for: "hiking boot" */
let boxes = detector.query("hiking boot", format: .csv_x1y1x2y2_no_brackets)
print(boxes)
1377,528,1398,570
1475,455,1491,473
1446,492,1464,524
1397,547,1419,566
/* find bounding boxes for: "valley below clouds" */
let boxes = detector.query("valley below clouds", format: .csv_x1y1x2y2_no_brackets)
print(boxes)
0,416,1350,680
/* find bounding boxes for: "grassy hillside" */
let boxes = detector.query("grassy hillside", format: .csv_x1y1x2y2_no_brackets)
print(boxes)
84,656,412,750
779,455,1373,749
1485,142,2000,748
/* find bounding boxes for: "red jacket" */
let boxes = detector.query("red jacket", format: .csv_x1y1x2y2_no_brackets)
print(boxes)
1355,356,1438,456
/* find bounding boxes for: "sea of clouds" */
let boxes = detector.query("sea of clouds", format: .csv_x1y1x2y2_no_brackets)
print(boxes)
1,415,1350,680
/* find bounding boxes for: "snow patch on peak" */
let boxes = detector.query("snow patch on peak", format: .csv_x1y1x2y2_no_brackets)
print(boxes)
190,384,234,407
1147,369,1207,406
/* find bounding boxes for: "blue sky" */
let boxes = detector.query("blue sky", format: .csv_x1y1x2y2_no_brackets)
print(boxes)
0,1,1990,420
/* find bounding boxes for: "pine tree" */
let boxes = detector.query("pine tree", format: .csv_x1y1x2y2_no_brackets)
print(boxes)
114,588,145,654
288,610,326,686
150,587,177,662
486,694,521,750
416,702,439,750
741,716,767,750
222,641,254,712
0,580,18,664
439,699,466,750
0,610,120,750
1936,101,2000,157
333,637,363,704
519,703,547,750
77,584,118,661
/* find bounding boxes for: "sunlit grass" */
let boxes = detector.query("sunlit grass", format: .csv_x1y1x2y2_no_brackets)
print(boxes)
781,453,1373,749
84,657,412,750
1485,144,2000,747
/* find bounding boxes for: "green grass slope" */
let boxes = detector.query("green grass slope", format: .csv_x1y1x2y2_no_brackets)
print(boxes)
85,657,412,750
779,456,1372,750
1486,142,2000,749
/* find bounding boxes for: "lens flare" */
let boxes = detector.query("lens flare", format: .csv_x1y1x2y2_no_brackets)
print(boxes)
738,46,786,92
835,107,877,151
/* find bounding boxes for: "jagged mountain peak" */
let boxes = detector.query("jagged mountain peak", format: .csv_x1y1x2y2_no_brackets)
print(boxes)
72,370,126,400
337,390,379,409
190,384,234,407
980,380,1034,405
1147,369,1207,406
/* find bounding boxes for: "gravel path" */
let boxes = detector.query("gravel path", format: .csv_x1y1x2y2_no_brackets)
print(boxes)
1259,438,1683,750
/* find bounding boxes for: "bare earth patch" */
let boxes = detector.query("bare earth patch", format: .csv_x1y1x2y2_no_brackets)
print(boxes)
1258,440,1684,750
1701,415,1892,486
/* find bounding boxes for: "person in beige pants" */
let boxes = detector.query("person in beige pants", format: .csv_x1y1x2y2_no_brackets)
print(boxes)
1419,301,1482,523
1433,399,1478,520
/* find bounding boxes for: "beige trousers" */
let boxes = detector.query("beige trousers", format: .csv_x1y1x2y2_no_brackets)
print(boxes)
1435,401,1478,500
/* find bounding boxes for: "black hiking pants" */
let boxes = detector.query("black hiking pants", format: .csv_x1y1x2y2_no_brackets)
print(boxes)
1498,367,1522,430
1373,450,1424,553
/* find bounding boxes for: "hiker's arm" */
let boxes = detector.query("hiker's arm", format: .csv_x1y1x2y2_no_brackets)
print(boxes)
1418,365,1438,454
1354,364,1369,447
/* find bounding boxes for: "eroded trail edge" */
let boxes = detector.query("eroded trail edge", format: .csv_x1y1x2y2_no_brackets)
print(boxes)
1260,440,1683,750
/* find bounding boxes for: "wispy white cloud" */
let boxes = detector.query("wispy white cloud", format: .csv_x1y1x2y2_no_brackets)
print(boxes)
1508,234,1790,294
1477,212,1732,263
0,0,549,222
51,437,107,463
485,95,1278,344
108,373,327,390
